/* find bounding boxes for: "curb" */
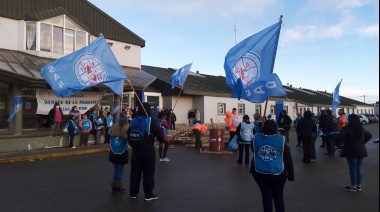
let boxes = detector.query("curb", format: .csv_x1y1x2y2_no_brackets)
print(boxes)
0,148,109,164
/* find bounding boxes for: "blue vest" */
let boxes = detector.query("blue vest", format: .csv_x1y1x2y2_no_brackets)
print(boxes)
240,122,255,141
254,120,261,134
82,120,91,131
253,133,285,175
105,116,113,128
110,136,128,154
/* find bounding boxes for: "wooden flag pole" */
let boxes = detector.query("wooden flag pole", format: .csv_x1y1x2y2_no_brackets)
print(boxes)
285,96,297,118
172,63,192,112
126,79,149,116
263,99,269,121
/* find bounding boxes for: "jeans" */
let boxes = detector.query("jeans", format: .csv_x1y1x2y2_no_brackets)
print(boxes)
347,157,363,186
113,163,125,182
80,133,89,146
159,142,169,158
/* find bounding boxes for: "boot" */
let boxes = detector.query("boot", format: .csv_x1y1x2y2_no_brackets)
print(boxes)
111,182,125,195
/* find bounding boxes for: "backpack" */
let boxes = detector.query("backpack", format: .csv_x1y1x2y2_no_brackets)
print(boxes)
129,117,151,149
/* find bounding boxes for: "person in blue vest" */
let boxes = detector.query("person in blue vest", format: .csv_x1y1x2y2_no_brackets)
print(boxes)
94,115,105,145
129,102,165,201
109,113,129,195
67,115,79,148
78,114,92,146
86,108,97,143
104,112,113,144
236,115,255,164
250,120,294,212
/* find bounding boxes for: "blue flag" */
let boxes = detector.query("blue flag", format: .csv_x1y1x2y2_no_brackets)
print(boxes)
224,19,286,103
7,96,23,122
170,63,192,89
40,35,127,97
332,79,342,117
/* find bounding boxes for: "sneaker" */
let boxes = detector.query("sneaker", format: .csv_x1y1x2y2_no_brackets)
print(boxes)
145,195,159,201
355,186,362,191
164,158,170,162
344,186,357,192
159,158,165,162
130,196,137,199
71,146,76,149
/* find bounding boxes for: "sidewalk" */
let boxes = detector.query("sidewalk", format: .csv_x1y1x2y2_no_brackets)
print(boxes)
0,143,109,164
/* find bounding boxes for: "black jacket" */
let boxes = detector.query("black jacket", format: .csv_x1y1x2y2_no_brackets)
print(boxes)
338,126,372,158
277,110,292,131
297,111,317,136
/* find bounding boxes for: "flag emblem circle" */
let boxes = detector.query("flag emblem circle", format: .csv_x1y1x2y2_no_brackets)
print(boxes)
258,145,277,161
232,52,261,86
74,54,108,86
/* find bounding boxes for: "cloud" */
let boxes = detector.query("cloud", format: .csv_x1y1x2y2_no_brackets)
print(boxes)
302,0,371,12
281,22,347,43
357,24,379,37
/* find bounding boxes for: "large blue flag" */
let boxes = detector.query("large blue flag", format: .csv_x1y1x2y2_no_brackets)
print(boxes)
170,63,192,89
332,79,342,117
224,18,286,103
40,35,127,97
7,96,23,122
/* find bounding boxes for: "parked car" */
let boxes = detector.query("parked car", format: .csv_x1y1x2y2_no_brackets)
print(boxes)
364,114,376,123
359,114,369,125
369,114,379,122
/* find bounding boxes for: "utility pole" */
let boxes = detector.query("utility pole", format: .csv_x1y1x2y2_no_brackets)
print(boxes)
360,95,366,103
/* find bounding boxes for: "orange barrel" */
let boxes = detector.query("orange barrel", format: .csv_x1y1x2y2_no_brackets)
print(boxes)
209,129,224,152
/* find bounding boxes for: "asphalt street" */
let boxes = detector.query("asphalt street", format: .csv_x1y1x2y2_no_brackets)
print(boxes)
0,123,378,212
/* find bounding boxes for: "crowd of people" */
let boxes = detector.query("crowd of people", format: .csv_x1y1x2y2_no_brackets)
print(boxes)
48,102,374,207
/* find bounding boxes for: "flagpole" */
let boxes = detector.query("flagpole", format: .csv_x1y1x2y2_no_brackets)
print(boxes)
263,99,268,121
126,79,148,116
172,63,192,112
285,96,297,118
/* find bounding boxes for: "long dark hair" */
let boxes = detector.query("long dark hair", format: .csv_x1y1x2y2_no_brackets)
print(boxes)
347,114,363,138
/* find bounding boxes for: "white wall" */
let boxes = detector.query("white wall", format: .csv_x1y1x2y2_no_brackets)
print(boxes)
105,38,141,68
0,17,19,50
169,96,193,124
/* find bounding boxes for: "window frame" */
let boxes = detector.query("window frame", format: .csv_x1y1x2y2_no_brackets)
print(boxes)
217,103,226,115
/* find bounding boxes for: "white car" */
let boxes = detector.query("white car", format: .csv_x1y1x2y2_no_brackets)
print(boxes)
359,114,369,125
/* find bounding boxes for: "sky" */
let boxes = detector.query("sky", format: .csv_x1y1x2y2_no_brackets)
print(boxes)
89,0,379,104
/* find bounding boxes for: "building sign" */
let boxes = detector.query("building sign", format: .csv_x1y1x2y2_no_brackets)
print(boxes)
36,89,104,115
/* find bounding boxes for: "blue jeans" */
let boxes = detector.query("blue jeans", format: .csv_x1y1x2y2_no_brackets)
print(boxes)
113,163,125,182
347,157,363,186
